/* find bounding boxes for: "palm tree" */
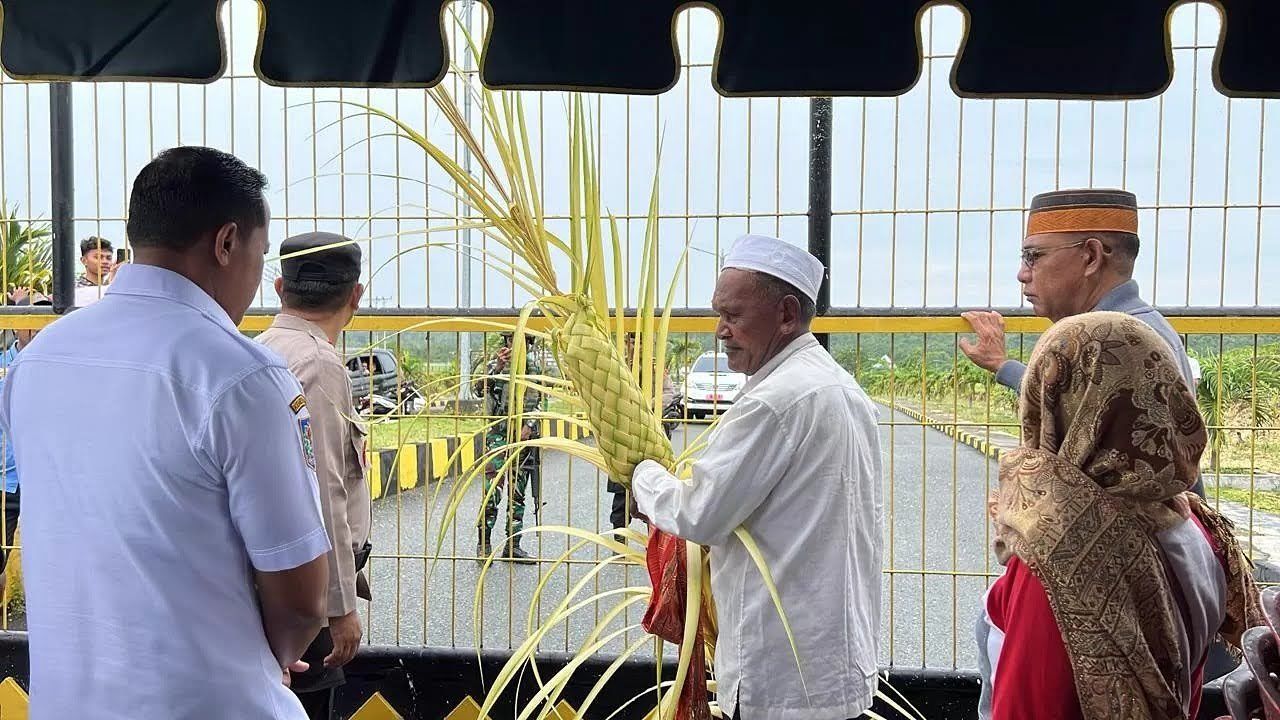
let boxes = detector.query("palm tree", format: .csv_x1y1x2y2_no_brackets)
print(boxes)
666,337,703,382
0,204,52,295
1194,347,1280,471
954,359,992,408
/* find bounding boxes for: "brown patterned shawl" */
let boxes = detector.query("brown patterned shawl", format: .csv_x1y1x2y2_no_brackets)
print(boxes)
995,311,1262,720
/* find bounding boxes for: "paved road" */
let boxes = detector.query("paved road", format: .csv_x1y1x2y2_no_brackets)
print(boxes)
360,404,999,670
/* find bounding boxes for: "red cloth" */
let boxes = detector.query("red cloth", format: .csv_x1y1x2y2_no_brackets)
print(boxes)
987,535,1219,720
986,556,1086,720
642,525,711,720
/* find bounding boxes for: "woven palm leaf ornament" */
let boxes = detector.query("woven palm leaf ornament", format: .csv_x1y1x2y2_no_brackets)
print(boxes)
311,30,925,720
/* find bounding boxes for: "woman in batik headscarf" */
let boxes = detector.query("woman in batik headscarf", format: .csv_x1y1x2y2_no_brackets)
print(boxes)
976,311,1261,720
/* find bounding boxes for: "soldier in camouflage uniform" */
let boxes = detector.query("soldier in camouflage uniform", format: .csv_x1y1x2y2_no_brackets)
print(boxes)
472,332,542,562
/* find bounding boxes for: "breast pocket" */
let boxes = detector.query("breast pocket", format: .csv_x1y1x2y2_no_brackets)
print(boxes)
347,420,368,476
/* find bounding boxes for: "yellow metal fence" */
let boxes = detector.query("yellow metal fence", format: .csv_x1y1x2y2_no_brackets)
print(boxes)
0,313,1276,672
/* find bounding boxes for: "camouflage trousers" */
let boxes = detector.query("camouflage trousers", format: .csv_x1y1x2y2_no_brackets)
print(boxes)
479,429,537,541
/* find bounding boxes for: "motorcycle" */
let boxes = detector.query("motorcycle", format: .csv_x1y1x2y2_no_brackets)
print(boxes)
355,379,426,417
660,392,686,440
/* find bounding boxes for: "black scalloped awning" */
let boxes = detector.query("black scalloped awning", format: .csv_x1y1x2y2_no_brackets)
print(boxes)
1,0,1276,98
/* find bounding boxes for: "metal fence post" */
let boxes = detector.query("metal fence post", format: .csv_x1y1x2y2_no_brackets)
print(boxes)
49,82,75,314
807,97,833,349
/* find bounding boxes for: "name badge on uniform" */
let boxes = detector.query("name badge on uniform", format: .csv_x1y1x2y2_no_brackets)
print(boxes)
291,394,317,471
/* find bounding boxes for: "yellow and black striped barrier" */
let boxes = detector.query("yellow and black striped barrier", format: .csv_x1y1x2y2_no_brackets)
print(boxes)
365,419,591,501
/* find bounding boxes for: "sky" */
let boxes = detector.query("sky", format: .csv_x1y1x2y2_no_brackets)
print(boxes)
0,1,1276,311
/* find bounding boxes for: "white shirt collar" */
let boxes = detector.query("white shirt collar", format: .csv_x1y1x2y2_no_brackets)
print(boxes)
741,332,820,394
106,264,238,332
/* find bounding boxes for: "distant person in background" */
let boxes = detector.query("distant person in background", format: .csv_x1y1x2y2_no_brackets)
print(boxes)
472,332,543,562
75,237,122,307
76,236,113,288
259,231,372,720
0,292,50,572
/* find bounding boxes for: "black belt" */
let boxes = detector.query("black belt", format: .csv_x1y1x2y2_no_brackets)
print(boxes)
353,541,371,573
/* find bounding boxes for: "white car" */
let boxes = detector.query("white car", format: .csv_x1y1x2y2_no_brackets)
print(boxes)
682,352,746,418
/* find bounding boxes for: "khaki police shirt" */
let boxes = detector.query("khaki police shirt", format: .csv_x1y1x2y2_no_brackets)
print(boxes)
259,314,372,617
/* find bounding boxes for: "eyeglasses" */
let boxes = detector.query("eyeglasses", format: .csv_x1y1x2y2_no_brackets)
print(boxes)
1020,239,1088,269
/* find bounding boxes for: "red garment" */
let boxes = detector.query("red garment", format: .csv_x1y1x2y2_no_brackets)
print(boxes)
642,525,711,720
985,516,1225,720
985,556,1087,720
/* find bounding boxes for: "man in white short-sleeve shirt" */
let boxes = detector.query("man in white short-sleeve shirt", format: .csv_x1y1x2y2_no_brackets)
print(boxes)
0,146,331,719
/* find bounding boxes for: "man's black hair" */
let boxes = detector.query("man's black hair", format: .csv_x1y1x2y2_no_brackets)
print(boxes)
753,272,817,322
279,277,357,313
79,236,112,256
499,332,536,347
126,146,267,251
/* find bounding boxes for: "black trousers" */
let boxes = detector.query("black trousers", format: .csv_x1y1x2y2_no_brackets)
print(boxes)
291,626,342,719
0,489,19,574
609,485,629,530
607,419,671,530
297,687,333,720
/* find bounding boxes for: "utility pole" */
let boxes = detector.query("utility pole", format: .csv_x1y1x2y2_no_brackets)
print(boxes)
457,0,476,399
807,97,833,350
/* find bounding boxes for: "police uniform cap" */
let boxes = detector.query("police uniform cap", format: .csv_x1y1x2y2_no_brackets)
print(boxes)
280,232,362,283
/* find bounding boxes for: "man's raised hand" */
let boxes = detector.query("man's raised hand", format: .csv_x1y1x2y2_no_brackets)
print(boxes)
959,311,1009,374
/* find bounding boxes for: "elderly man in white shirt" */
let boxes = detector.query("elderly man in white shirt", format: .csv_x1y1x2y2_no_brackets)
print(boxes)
631,234,885,720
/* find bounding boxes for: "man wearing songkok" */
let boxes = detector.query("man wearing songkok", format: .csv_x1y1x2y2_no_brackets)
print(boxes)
960,189,1202,499
258,231,373,719
630,234,884,720
960,188,1194,392
959,190,1237,683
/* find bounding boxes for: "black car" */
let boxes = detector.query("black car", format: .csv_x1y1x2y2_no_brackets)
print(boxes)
346,348,419,414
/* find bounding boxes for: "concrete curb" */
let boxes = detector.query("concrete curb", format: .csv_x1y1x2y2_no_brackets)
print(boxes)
889,400,1280,586
891,402,1280,494
367,417,591,501
890,403,1016,460
1205,473,1280,491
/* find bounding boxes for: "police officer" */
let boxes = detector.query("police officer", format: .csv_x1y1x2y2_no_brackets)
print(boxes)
0,146,329,718
258,232,372,719
472,332,542,562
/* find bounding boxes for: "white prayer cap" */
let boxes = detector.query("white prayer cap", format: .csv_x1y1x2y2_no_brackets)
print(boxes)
721,234,825,303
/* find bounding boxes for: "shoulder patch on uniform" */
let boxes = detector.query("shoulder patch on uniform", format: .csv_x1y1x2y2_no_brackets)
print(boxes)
298,414,316,471
290,394,307,414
